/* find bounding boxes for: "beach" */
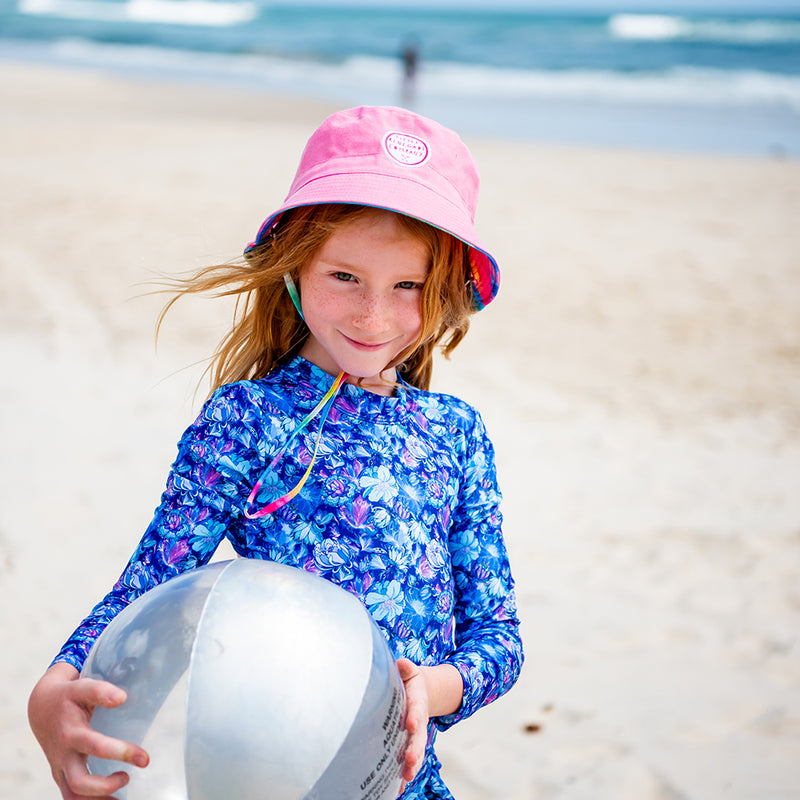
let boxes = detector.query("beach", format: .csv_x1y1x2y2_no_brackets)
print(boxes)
1,61,799,799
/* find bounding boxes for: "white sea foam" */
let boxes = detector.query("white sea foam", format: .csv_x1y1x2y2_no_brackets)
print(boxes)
609,14,691,41
609,12,800,44
420,59,800,112
693,18,800,44
18,0,257,26
126,0,256,26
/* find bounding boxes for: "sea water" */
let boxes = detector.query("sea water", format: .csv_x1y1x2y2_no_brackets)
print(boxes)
1,0,799,155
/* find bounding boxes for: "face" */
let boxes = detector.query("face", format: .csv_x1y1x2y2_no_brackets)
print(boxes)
298,210,430,394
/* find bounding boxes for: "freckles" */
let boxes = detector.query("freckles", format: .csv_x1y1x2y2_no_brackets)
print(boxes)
398,296,423,326
356,295,381,319
302,275,338,318
314,294,338,315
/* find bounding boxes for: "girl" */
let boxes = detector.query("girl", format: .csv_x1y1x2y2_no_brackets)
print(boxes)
29,105,524,800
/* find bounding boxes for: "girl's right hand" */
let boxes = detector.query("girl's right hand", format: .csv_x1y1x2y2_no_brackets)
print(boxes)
28,661,150,800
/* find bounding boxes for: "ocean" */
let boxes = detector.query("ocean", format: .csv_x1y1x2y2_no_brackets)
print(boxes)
1,1,800,155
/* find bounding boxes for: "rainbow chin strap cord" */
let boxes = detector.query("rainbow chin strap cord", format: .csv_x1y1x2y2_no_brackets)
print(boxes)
243,274,348,520
243,370,347,519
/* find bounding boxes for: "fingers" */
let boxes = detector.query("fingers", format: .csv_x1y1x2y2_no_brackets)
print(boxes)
60,681,149,798
59,682,149,768
71,727,149,769
59,727,149,799
60,756,131,799
396,659,428,785
67,679,127,713
30,668,149,800
402,721,427,784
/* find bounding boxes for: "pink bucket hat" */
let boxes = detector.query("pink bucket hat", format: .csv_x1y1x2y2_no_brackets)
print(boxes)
246,106,499,310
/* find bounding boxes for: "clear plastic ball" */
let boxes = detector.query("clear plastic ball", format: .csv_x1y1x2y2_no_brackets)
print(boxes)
82,559,406,800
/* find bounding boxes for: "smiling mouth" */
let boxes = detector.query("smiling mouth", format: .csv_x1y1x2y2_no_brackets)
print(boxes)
341,333,393,351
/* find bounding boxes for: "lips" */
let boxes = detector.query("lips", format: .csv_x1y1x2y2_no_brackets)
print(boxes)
341,333,395,351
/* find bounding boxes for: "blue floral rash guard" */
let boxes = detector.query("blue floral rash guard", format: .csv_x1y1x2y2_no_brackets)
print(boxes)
55,356,524,799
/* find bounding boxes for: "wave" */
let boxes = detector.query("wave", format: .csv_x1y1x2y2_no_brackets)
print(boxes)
414,58,800,111
10,37,800,114
609,14,691,41
17,0,258,27
609,13,800,44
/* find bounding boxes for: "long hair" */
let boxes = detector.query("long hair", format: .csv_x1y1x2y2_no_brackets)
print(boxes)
158,204,475,394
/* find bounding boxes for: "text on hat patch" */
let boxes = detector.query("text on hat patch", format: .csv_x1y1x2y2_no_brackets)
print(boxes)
383,132,429,166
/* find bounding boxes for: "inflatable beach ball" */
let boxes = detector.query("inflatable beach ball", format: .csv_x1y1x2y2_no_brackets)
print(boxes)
82,559,407,800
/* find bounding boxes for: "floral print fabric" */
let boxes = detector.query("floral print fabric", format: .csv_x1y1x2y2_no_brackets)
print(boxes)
55,356,523,798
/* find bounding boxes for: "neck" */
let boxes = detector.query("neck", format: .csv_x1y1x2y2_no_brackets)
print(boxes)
347,371,397,397
297,342,397,396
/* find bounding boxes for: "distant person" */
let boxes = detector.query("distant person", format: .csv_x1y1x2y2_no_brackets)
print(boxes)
401,37,420,107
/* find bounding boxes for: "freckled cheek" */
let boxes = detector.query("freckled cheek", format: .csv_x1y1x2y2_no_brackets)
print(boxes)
397,298,424,338
309,294,340,322
300,277,342,324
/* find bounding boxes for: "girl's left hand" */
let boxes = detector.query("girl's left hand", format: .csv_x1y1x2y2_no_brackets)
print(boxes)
396,658,428,792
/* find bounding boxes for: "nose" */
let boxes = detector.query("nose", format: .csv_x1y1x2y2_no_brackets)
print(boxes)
352,291,391,334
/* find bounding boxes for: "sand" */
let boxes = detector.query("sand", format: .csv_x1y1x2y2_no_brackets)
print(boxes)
1,61,799,800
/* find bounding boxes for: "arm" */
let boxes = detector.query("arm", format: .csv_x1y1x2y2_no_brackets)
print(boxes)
53,382,263,671
397,410,523,787
32,383,264,796
438,409,524,729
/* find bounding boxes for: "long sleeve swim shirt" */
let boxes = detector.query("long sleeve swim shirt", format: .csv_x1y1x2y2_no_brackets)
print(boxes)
55,356,524,799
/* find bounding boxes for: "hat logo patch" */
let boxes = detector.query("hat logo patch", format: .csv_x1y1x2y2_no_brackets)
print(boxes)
383,132,429,166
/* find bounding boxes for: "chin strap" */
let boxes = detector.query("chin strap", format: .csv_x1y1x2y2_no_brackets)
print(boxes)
243,370,347,519
283,273,305,322
243,273,346,518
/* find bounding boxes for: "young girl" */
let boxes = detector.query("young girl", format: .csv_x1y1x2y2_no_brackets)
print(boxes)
29,105,524,800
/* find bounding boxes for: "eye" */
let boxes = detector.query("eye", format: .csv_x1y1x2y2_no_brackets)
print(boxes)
333,271,355,282
396,280,423,290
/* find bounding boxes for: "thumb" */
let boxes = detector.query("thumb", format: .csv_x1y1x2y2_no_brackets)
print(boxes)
396,658,421,682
